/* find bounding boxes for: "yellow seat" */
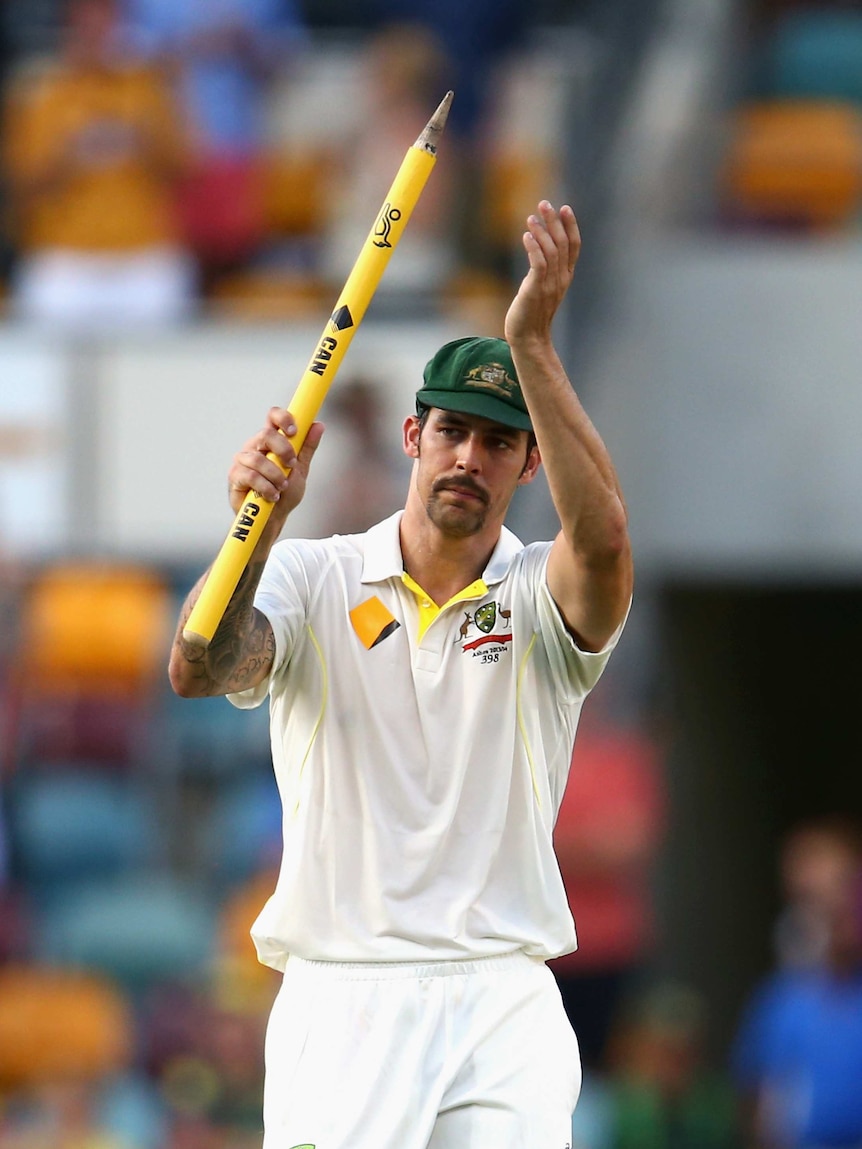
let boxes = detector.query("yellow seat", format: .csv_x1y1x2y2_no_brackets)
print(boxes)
0,966,132,1089
721,100,862,228
261,147,335,239
482,152,559,252
22,562,170,695
6,562,171,768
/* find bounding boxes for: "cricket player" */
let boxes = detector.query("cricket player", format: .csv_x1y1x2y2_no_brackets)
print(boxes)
169,200,633,1148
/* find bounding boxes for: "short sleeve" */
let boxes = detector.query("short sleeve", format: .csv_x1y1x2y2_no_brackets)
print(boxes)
515,542,630,704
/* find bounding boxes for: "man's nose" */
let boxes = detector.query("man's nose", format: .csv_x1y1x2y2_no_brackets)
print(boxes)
455,434,482,472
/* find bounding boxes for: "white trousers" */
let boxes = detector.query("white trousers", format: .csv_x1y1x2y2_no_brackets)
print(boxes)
263,951,581,1149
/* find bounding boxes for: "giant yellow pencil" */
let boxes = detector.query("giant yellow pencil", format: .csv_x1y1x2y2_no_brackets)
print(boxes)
183,91,454,647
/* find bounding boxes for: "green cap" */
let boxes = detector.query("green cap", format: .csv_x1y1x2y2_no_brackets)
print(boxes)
416,337,532,431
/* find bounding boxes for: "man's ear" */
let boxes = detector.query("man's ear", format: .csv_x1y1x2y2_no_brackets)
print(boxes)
518,444,541,485
403,414,421,458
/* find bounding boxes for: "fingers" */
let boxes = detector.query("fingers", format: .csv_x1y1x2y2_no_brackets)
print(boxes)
560,203,581,274
228,409,324,506
506,200,581,346
229,452,285,505
297,420,325,463
523,201,581,276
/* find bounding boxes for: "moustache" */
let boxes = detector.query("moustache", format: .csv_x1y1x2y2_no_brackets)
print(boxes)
433,477,489,504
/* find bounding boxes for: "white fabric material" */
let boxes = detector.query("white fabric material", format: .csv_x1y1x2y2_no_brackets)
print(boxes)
229,511,625,968
13,247,196,327
262,951,581,1149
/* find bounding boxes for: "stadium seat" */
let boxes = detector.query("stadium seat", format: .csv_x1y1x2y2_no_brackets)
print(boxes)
159,688,272,782
9,769,162,895
0,966,132,1089
19,562,170,690
6,561,172,769
720,100,862,228
37,874,217,993
200,774,282,888
762,10,862,106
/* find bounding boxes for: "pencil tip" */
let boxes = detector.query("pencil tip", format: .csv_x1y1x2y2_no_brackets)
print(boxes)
415,91,455,153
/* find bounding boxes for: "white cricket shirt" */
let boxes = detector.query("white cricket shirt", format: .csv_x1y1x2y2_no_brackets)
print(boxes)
228,512,624,969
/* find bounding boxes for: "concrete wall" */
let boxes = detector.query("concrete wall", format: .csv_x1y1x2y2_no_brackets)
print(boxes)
0,320,457,562
2,239,859,577
588,237,862,580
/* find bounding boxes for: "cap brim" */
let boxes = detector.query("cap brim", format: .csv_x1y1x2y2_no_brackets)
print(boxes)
416,389,533,431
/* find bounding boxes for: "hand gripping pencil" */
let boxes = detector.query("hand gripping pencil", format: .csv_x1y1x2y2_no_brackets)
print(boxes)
183,91,454,648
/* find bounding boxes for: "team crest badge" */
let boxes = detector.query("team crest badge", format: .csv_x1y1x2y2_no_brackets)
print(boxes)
465,362,518,399
474,602,497,633
455,600,513,658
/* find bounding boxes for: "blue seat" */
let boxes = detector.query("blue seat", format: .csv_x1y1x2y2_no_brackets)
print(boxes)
201,774,282,887
10,770,162,893
37,874,217,991
159,688,272,781
764,11,862,105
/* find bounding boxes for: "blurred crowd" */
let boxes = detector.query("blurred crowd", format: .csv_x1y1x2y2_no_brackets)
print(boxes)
0,0,856,333
570,815,862,1149
1,0,862,1146
0,0,564,332
4,0,853,377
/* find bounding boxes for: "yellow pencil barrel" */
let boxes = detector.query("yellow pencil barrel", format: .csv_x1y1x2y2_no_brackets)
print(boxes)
183,94,452,648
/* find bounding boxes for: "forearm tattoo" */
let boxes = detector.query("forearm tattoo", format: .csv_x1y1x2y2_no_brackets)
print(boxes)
177,561,275,694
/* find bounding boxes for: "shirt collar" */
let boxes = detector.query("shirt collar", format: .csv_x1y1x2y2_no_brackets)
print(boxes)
360,511,524,587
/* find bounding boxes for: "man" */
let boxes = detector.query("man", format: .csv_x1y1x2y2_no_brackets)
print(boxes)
169,200,633,1148
732,818,862,1149
4,0,195,327
120,0,307,272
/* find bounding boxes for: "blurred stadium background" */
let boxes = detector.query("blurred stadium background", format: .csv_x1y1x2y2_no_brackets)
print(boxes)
1,0,861,1144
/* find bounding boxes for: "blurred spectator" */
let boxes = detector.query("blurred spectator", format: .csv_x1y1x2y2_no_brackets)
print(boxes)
550,680,666,1071
3,0,195,328
373,0,529,144
121,0,304,157
732,816,862,1149
0,11,15,281
319,376,409,536
571,981,740,1149
121,0,307,277
774,814,862,969
372,0,531,274
320,22,458,302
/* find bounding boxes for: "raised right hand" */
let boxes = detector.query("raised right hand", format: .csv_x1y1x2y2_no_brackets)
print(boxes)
227,407,325,540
